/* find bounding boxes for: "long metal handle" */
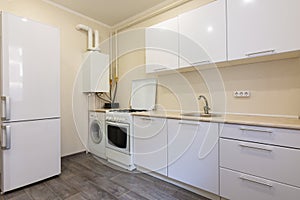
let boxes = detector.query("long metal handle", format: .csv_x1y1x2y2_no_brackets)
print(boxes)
106,121,129,128
139,117,152,121
1,96,11,120
179,121,200,126
154,67,167,71
245,49,275,57
240,175,273,187
239,142,273,152
193,60,210,65
239,126,273,133
1,125,11,150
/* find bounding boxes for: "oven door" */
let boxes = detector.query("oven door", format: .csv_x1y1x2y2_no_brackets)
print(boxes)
106,121,130,154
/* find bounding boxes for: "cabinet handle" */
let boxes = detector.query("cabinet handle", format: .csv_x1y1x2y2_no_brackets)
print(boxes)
239,142,273,152
1,125,11,150
239,175,273,187
239,126,273,133
154,67,167,71
1,96,11,121
179,121,200,126
193,60,210,65
139,117,153,121
245,49,275,57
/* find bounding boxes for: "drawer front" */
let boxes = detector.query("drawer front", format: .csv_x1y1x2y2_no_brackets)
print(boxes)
134,116,167,136
220,123,300,148
220,168,300,200
220,138,300,187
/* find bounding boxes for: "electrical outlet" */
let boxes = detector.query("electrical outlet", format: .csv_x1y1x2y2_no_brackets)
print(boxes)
234,90,250,98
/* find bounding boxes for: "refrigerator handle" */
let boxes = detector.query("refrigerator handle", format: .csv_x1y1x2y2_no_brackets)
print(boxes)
1,96,11,120
1,125,11,150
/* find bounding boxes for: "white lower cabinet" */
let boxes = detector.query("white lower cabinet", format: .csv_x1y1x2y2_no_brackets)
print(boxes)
167,119,219,195
133,116,168,175
220,138,300,187
220,168,300,200
220,124,300,199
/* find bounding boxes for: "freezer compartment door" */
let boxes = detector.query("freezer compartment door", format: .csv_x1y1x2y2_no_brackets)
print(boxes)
0,118,60,193
1,12,60,121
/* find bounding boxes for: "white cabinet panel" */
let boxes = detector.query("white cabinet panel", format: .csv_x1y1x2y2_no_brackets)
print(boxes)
220,123,300,149
145,17,179,73
179,0,226,67
227,0,300,60
1,12,60,120
168,119,219,194
220,138,300,188
220,168,300,200
133,116,168,175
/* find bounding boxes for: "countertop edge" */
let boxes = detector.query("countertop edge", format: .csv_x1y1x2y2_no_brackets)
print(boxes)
131,112,300,130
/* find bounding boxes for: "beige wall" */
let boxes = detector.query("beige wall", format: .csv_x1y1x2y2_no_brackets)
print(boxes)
115,0,300,118
0,0,111,156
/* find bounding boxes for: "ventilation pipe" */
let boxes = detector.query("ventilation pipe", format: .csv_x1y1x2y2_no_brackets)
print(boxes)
76,24,93,51
93,30,100,51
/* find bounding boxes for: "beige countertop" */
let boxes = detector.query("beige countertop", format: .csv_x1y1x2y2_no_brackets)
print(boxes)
91,108,300,130
132,111,300,130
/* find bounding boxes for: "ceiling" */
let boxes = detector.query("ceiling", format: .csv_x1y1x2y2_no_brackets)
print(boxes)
46,0,183,27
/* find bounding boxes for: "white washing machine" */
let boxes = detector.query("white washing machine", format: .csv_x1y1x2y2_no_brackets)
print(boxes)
88,111,106,159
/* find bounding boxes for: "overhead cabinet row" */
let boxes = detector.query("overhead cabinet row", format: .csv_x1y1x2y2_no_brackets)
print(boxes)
146,0,300,73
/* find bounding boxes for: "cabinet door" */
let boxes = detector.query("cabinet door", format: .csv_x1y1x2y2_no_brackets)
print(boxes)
133,116,168,176
1,12,60,121
1,119,60,192
167,119,219,195
227,0,300,60
145,17,179,73
220,168,300,200
179,0,226,67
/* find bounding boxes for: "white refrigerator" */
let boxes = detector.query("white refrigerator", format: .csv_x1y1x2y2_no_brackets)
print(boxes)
0,12,61,193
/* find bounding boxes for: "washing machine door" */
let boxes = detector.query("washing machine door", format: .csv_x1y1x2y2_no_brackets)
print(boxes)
90,120,103,144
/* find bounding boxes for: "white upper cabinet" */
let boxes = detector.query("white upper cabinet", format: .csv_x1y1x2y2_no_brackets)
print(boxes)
145,17,179,73
227,0,300,60
179,0,226,67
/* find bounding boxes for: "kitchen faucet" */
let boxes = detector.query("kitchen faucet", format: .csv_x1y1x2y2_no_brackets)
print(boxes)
198,95,210,114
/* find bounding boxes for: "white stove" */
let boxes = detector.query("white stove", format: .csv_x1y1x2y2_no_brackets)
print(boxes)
105,109,147,170
105,79,157,171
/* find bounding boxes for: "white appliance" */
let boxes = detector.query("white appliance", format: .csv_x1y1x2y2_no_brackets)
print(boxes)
88,112,106,159
105,78,157,170
82,51,109,93
0,12,60,193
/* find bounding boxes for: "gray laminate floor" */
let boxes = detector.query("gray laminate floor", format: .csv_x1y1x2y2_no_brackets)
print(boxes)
0,153,210,200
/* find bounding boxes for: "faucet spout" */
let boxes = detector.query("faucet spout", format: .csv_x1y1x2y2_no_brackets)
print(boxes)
198,95,210,114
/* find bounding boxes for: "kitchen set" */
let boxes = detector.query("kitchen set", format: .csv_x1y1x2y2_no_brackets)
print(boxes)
1,0,300,200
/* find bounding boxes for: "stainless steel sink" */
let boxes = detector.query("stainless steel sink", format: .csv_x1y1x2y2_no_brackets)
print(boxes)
181,112,221,118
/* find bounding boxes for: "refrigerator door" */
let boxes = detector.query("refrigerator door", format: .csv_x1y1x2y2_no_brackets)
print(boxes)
1,12,60,121
0,119,60,193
